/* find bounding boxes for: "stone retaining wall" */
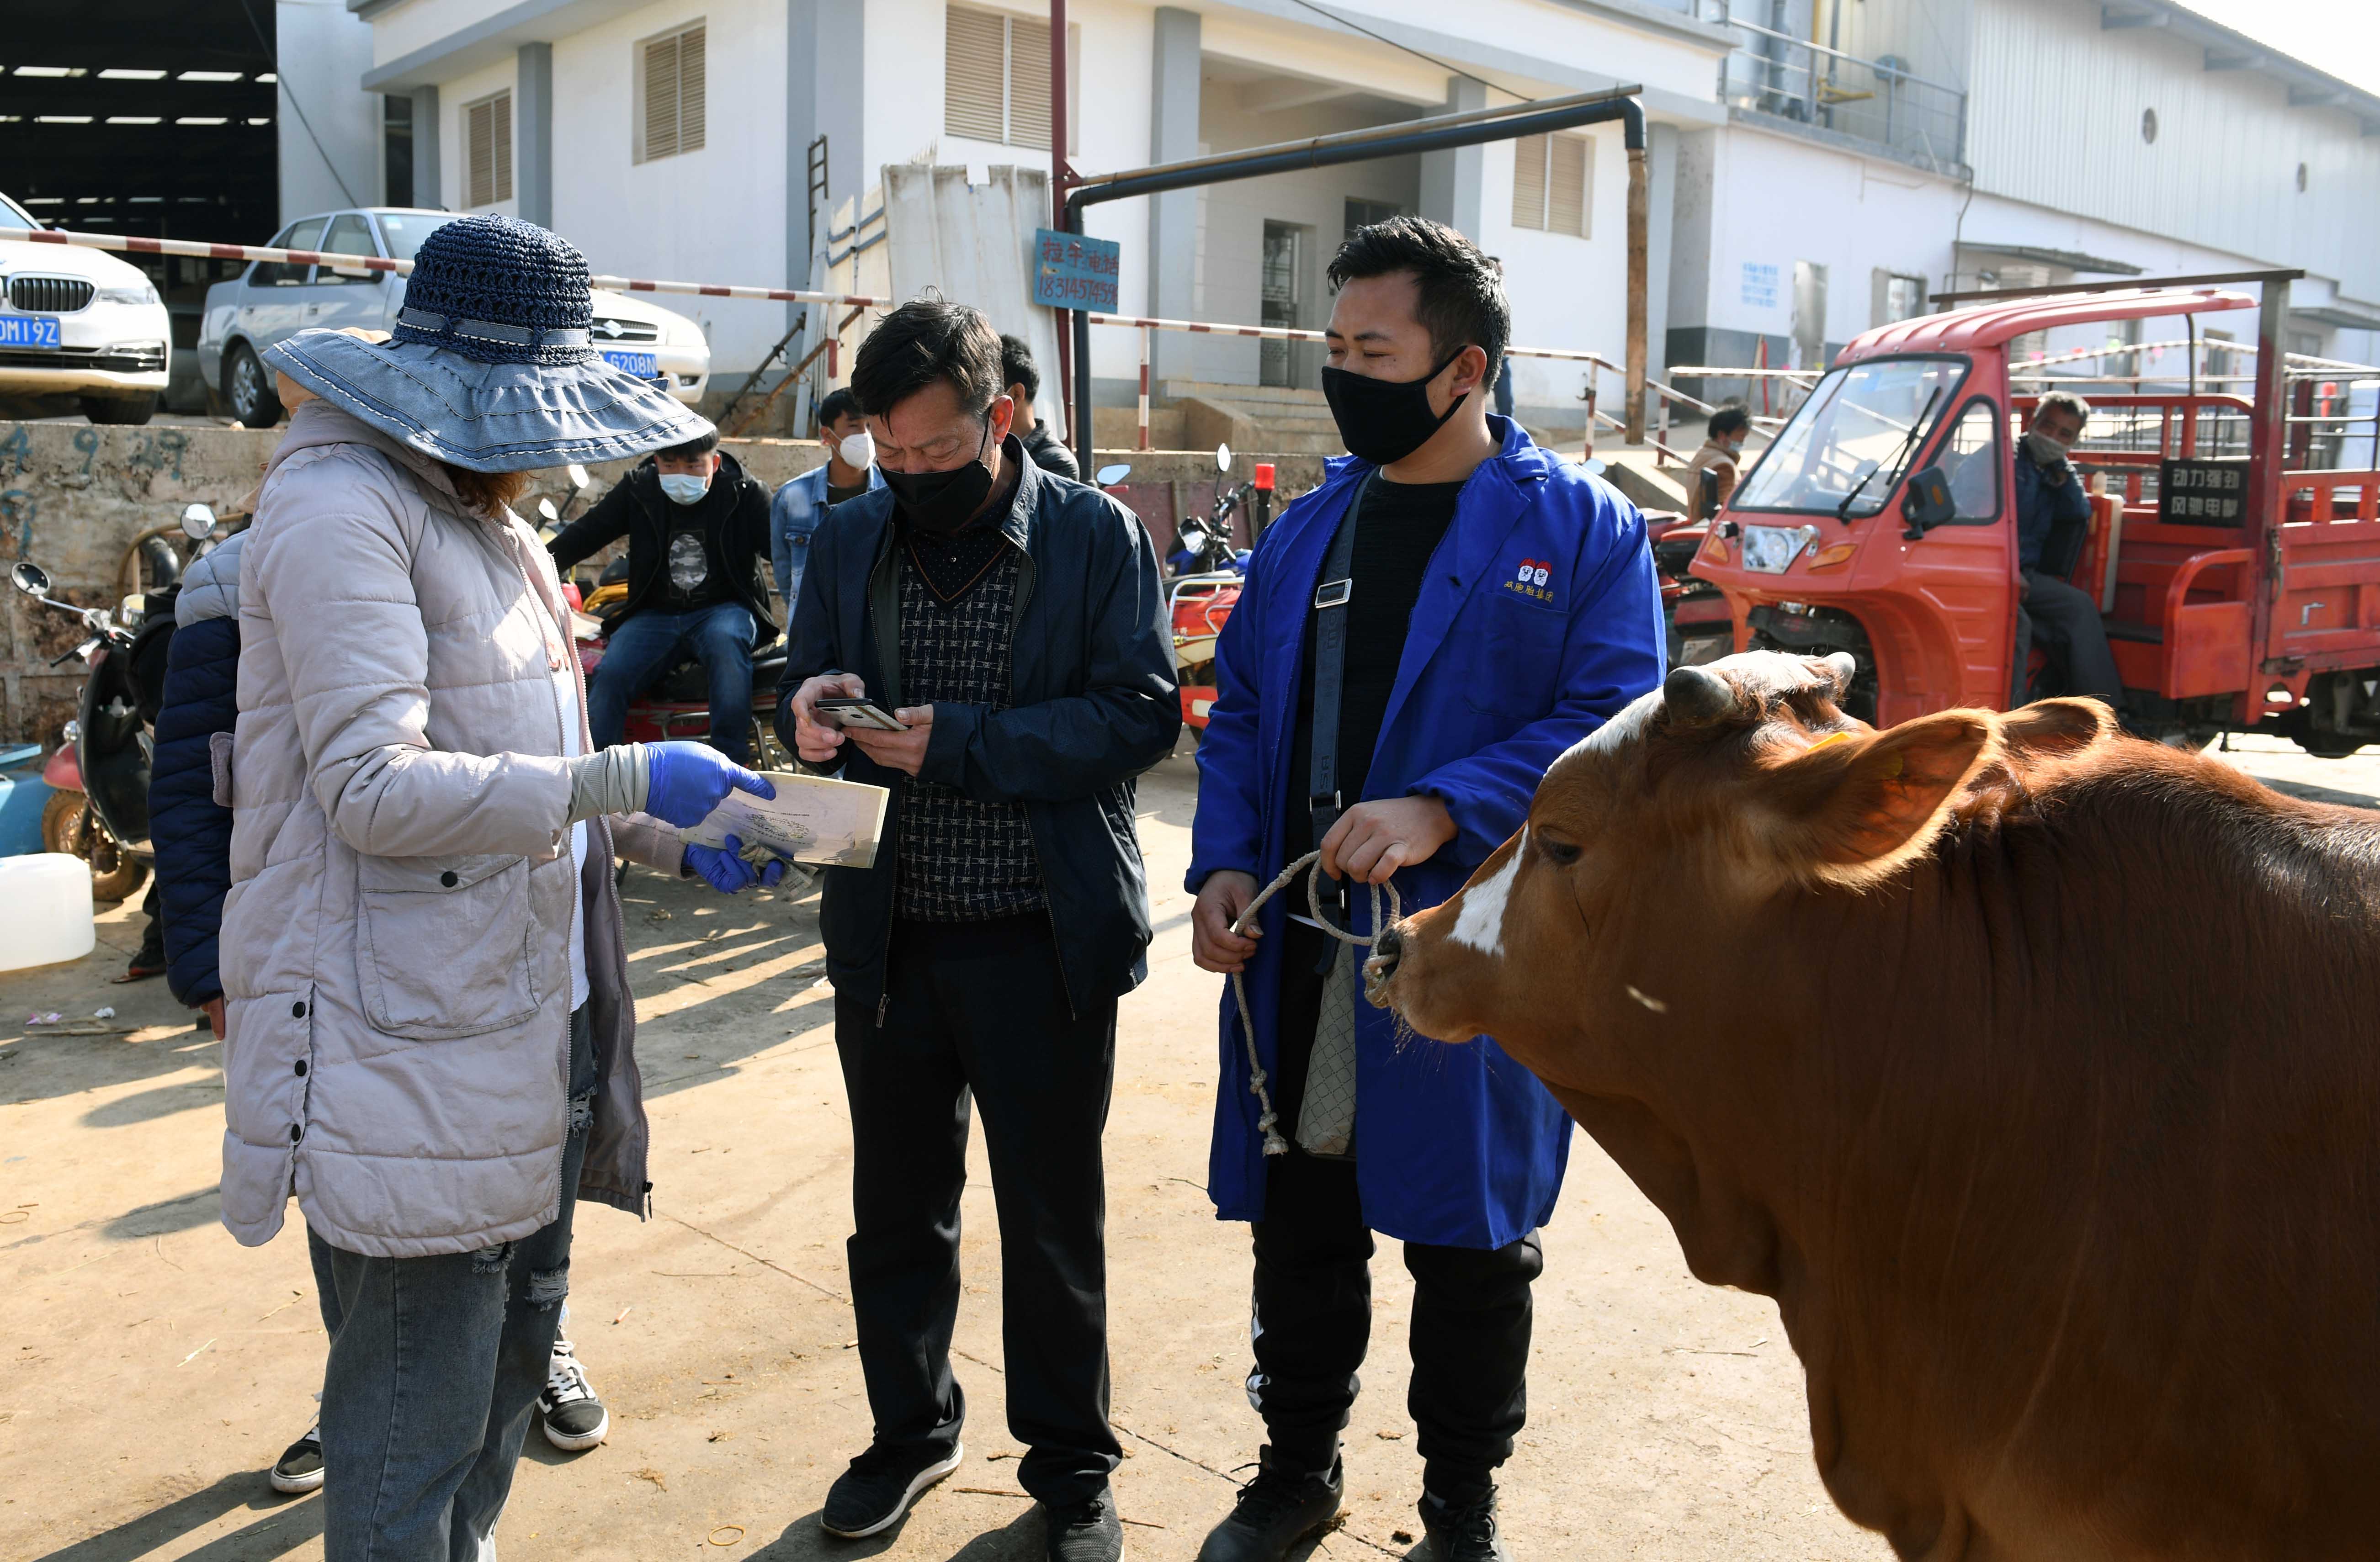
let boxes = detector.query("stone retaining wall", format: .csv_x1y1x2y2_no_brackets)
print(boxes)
0,422,1326,744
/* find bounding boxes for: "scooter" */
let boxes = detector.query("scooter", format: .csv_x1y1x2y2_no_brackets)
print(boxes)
11,501,217,901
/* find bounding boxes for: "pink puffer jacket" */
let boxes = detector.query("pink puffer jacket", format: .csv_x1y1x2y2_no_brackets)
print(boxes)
222,400,680,1258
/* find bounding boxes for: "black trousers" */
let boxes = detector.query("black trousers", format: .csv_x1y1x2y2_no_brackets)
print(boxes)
1248,924,1543,1505
2017,569,2124,708
833,912,1122,1507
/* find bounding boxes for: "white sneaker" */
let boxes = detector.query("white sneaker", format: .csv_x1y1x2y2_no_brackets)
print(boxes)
539,1338,610,1451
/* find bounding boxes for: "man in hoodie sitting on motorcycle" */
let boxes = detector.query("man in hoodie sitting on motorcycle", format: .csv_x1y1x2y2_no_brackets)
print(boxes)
552,429,776,762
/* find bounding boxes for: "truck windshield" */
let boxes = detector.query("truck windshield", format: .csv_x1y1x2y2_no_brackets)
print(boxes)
1735,356,1966,518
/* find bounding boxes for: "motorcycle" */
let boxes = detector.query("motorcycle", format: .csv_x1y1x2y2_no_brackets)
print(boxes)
1644,508,1732,669
1168,445,1255,738
11,501,218,901
566,559,793,768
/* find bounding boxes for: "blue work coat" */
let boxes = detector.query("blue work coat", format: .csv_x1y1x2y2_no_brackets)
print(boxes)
1187,417,1665,1249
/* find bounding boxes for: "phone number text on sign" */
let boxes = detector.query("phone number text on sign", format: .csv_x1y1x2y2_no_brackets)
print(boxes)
1032,228,1121,312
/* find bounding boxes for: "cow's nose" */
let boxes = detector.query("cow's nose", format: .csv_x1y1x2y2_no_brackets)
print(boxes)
1368,924,1403,981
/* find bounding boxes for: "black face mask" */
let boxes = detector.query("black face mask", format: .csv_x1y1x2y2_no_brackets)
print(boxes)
1320,348,1469,466
881,422,994,533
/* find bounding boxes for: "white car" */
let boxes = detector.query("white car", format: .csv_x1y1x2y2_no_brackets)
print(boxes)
196,207,712,426
0,190,174,425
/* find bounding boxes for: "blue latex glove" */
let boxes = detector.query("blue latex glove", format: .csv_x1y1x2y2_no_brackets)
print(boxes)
684,833,788,895
644,741,774,829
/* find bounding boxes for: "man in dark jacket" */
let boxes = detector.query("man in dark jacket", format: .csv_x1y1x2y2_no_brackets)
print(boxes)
2011,390,2121,709
552,430,775,762
779,299,1177,1562
1001,332,1081,480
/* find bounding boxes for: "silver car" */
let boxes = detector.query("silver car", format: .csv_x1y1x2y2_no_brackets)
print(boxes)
197,207,713,426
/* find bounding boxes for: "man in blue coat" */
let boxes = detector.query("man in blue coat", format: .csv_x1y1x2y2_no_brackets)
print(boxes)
1187,218,1664,1562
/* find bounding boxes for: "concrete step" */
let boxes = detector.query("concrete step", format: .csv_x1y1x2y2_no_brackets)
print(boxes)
1162,379,1329,409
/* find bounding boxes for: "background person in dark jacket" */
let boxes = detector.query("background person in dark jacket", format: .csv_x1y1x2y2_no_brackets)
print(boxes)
551,430,775,762
1001,332,1081,480
778,299,1177,1562
2010,390,2120,709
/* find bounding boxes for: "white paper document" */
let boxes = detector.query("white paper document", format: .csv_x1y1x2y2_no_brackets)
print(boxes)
681,770,889,868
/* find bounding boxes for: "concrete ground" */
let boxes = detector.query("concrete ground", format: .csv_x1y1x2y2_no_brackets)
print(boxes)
7,734,2373,1562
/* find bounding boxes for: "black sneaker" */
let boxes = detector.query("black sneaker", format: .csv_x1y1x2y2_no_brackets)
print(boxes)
820,1440,965,1539
539,1336,610,1451
1044,1486,1123,1562
1194,1446,1343,1562
268,1417,323,1495
1416,1487,1512,1562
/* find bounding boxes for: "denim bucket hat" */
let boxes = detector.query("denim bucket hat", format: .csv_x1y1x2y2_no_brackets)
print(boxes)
262,214,712,473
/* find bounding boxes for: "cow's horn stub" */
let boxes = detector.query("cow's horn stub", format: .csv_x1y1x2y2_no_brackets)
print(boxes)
1663,664,1735,728
1820,652,1856,694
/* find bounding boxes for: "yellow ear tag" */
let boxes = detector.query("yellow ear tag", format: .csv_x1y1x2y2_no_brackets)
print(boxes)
1804,731,1854,756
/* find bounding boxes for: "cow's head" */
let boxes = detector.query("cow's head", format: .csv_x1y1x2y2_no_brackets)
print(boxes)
1365,652,2104,1072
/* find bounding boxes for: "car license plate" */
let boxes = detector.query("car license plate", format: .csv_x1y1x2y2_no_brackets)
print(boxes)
0,315,63,349
600,349,658,377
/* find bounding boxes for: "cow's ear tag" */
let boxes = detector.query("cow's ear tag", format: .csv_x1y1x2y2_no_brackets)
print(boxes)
1804,731,1853,755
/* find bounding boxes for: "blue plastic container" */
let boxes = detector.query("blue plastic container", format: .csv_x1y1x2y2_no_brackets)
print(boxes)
0,744,55,857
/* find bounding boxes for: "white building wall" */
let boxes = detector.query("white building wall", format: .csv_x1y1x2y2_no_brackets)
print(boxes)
1968,0,2380,305
1481,122,1634,412
279,0,385,222
544,0,790,376
439,56,520,222
1702,126,1960,354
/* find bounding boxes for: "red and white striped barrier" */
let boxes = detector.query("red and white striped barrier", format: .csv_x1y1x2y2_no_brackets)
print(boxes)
0,225,893,310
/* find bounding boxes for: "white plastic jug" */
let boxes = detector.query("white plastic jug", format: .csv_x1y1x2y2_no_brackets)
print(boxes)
0,853,96,972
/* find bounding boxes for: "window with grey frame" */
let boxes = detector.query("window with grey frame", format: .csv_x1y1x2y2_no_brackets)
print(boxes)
1259,222,1307,389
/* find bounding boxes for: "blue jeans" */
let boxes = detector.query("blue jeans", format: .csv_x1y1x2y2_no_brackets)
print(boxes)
311,1007,595,1562
586,601,756,764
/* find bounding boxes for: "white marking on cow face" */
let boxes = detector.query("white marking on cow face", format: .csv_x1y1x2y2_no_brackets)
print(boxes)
1450,827,1524,956
1565,687,1664,764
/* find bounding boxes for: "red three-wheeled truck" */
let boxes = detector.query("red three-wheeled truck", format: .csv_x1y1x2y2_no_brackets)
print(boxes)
1691,268,2380,754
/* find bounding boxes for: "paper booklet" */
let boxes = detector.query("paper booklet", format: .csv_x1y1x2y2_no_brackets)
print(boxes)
680,770,889,868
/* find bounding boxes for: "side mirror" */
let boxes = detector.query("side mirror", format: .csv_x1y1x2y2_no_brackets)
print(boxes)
1094,464,1132,487
537,498,561,523
11,561,52,597
1217,443,1233,473
567,463,591,491
1901,466,1955,537
1178,519,1208,549
180,502,217,540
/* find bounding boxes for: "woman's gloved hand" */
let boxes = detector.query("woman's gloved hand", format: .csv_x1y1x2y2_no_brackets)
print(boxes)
685,833,789,895
643,741,774,829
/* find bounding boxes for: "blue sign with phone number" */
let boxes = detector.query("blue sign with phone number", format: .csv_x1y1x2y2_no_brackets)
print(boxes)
1031,228,1121,312
0,316,63,349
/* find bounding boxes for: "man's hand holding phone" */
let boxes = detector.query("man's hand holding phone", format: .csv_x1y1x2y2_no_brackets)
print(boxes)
790,673,868,762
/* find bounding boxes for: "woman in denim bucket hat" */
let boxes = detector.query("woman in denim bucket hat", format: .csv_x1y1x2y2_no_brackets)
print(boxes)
223,215,791,1560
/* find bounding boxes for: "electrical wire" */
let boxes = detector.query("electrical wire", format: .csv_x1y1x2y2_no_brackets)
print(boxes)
1274,0,1535,103
236,0,363,210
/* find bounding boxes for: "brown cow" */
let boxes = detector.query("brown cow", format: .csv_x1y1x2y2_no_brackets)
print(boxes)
1364,650,2380,1561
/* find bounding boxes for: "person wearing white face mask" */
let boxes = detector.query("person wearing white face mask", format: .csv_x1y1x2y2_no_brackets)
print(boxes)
550,428,778,763
771,387,885,612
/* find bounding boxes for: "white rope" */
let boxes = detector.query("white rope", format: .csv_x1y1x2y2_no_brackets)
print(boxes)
1227,850,1401,1155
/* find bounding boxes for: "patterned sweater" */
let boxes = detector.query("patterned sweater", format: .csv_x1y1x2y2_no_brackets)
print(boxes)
894,525,1044,920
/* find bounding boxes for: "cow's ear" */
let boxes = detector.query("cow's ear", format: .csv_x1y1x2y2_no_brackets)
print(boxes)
1758,710,1996,885
1997,697,2115,765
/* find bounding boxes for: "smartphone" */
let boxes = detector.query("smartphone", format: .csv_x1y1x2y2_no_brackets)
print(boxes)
813,696,909,731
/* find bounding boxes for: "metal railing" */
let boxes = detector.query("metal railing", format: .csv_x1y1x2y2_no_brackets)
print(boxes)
1702,5,1967,172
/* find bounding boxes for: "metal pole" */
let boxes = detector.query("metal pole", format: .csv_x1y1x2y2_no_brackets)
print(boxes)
2248,274,2290,684
1050,0,1072,446
1065,88,1647,464
1138,325,1152,450
1626,146,1649,445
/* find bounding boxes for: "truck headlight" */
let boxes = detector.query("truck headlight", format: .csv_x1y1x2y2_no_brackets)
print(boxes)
1741,524,1819,575
95,284,161,307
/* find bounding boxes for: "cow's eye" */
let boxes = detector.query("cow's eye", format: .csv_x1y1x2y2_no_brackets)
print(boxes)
1536,835,1581,867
